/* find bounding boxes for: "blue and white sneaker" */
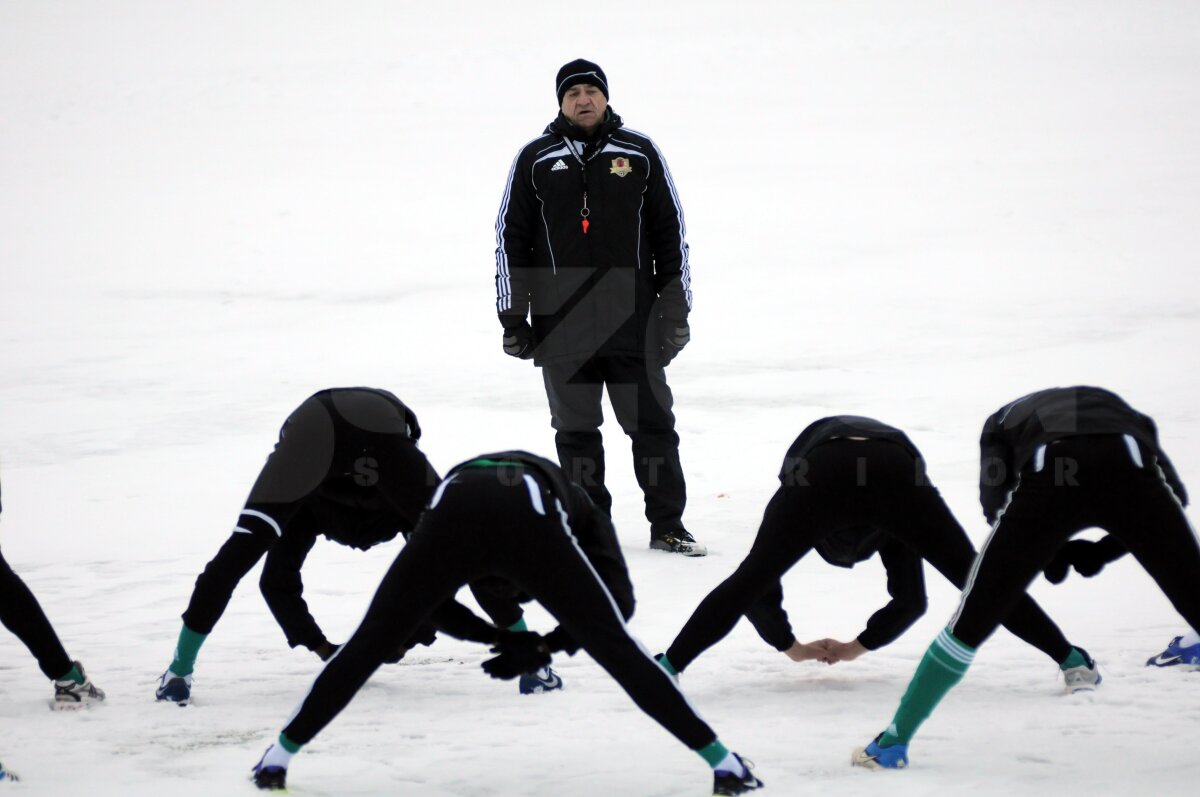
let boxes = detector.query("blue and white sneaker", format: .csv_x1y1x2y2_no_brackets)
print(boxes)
1146,636,1200,669
852,734,909,770
156,671,193,706
518,666,563,695
0,761,19,782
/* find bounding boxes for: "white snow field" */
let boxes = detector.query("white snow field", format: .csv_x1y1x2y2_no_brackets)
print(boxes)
1,2,1198,795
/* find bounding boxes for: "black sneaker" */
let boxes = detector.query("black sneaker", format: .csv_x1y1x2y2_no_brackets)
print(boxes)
649,529,707,557
713,753,763,795
252,763,287,791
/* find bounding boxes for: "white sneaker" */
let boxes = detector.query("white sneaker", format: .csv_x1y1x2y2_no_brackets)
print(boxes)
1062,648,1101,694
53,661,106,710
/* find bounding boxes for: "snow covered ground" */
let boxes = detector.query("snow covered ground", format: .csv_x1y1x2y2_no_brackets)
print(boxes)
1,2,1198,794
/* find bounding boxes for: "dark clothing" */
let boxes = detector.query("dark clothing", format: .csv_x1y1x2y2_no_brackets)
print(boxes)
181,388,440,652
495,109,692,364
0,546,73,680
666,419,1075,670
282,453,718,753
543,356,685,532
495,109,693,533
979,385,1188,523
951,428,1200,649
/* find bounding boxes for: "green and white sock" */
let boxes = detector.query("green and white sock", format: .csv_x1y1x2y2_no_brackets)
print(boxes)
697,740,744,775
879,627,976,747
506,617,529,632
262,735,300,768
169,625,208,677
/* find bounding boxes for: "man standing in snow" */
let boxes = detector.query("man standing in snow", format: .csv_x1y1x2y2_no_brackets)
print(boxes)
854,386,1200,770
0,476,105,709
494,58,701,555
658,416,1096,691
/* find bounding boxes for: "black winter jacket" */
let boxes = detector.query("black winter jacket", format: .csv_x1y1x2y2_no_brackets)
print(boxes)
979,386,1188,523
494,110,692,364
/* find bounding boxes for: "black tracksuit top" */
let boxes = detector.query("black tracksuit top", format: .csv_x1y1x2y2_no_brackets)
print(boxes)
979,386,1188,524
494,110,692,364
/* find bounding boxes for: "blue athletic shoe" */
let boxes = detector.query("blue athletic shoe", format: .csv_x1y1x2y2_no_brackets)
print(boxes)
518,666,563,695
1146,636,1200,669
852,734,909,770
0,761,19,782
156,671,193,706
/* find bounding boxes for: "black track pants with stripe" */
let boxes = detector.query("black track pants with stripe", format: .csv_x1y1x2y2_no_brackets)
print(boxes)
950,435,1200,647
282,467,716,750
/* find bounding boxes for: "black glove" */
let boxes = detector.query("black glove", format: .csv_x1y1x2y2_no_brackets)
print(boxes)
502,322,535,360
312,641,341,662
660,318,690,366
480,630,551,680
543,626,580,656
1044,539,1120,584
381,643,408,664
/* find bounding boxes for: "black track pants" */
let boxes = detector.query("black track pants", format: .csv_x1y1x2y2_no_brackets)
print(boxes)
542,356,686,533
282,468,716,751
0,547,72,680
950,435,1200,647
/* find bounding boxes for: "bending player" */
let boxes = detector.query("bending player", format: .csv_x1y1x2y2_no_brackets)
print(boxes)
251,452,763,796
854,386,1198,769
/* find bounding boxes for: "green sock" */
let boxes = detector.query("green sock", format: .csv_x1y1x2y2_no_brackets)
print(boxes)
879,628,976,747
56,663,84,684
278,733,302,754
657,653,679,676
696,739,731,768
506,617,529,632
169,625,208,677
1059,647,1087,669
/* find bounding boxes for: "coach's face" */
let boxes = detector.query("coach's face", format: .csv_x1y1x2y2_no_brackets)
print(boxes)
561,83,608,136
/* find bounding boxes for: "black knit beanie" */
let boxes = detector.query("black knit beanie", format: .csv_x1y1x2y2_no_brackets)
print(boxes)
556,59,609,104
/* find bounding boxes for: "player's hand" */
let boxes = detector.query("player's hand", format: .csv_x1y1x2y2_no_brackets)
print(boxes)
481,630,552,680
1044,539,1111,583
819,639,868,664
785,640,831,663
313,641,341,662
381,644,409,664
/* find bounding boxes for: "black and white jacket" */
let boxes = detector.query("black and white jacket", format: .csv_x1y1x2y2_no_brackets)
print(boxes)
979,385,1189,523
494,110,692,364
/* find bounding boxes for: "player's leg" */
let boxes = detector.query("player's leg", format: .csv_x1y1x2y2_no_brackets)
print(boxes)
506,498,761,793
896,486,1077,666
665,486,815,672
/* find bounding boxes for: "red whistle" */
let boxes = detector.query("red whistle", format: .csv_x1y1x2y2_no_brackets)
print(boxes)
582,219,590,234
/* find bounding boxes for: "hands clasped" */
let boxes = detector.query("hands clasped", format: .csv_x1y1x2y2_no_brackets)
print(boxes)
785,638,867,665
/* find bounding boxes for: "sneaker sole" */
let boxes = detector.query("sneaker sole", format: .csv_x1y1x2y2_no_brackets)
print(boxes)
649,541,708,557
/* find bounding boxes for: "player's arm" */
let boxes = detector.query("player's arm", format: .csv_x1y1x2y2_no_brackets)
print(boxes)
259,530,332,658
856,537,928,652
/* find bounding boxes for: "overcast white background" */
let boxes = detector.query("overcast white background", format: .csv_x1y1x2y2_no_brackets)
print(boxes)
1,2,1198,795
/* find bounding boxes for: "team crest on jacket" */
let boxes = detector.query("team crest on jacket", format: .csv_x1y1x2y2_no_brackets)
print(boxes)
609,157,633,177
